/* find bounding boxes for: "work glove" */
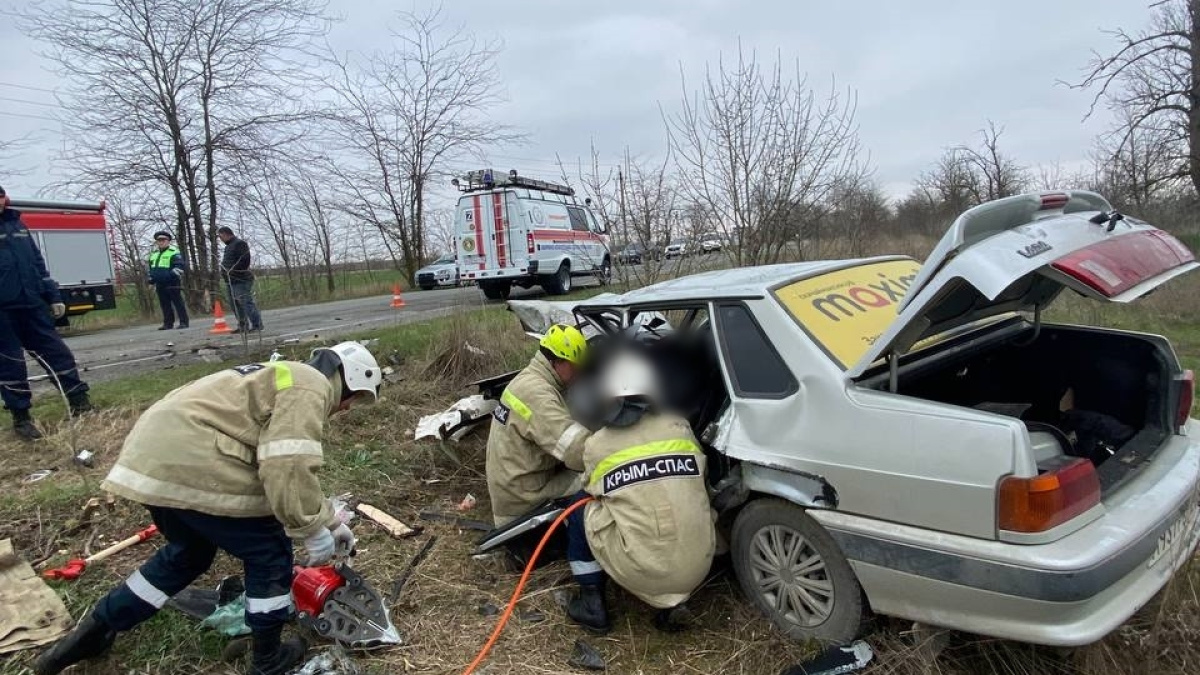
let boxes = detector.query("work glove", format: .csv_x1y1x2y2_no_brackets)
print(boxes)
303,528,335,566
172,268,184,277
50,303,66,319
331,523,356,556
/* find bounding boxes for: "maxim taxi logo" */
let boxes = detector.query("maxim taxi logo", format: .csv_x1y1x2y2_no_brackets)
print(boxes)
810,270,919,322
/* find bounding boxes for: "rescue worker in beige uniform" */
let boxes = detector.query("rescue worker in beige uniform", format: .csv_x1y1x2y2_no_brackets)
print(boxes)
565,349,716,633
486,324,592,526
34,342,383,675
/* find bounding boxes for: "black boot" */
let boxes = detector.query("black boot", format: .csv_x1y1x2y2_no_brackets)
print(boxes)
567,581,612,634
68,392,94,417
247,626,307,675
652,604,696,633
12,409,43,441
33,613,116,675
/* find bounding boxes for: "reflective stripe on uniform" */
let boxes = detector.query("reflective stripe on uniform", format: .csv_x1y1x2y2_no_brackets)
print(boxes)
552,422,587,461
258,439,323,461
266,362,294,391
126,570,170,608
245,594,294,614
588,439,701,488
569,560,603,576
106,464,271,512
500,389,532,421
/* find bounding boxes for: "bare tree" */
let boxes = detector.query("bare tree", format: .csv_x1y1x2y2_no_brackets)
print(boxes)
21,0,330,309
1070,0,1199,195
666,43,867,267
324,3,519,281
959,122,1029,201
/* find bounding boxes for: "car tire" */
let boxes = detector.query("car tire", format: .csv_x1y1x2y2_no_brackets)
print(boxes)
479,280,512,301
731,498,865,646
419,284,435,291
542,262,572,295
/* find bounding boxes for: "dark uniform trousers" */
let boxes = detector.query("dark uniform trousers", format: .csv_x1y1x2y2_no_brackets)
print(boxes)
155,284,189,328
565,491,605,585
0,306,88,411
95,506,294,633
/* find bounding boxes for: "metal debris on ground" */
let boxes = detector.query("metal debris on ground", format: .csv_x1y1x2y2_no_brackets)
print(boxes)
457,493,477,511
779,640,874,675
414,394,498,442
518,609,546,623
23,470,53,484
72,450,94,468
388,535,437,603
568,639,606,671
293,647,361,675
355,503,421,539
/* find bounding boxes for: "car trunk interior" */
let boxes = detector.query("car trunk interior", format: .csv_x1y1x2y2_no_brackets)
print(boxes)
868,322,1176,492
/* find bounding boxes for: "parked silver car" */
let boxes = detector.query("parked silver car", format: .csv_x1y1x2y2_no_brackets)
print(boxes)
477,190,1200,647
415,255,460,290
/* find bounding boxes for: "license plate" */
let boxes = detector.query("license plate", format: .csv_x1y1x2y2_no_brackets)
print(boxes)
1149,500,1200,569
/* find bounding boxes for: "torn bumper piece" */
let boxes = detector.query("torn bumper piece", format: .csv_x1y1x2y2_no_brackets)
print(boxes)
414,394,497,442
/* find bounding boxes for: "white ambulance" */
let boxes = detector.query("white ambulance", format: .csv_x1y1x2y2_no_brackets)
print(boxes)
452,169,610,300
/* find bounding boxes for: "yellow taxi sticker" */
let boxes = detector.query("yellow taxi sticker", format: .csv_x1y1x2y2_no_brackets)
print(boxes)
773,259,922,369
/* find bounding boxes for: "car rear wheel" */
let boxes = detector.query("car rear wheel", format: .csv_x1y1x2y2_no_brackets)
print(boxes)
731,498,864,645
479,280,512,301
542,262,572,295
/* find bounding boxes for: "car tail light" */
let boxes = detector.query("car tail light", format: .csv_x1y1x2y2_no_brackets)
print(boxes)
1177,370,1195,432
1039,192,1069,210
997,458,1100,533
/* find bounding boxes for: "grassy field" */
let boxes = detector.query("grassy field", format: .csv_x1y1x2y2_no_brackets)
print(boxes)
67,268,409,331
1,251,1199,675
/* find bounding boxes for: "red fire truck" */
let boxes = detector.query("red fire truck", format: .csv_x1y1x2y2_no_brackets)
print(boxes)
10,198,118,322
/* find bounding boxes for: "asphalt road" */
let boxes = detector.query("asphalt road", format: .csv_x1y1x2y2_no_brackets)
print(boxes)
29,282,563,388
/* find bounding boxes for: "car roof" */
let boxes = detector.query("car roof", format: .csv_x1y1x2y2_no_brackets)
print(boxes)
579,256,907,307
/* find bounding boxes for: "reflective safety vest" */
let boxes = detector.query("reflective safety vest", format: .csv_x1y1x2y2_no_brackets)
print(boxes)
149,246,179,268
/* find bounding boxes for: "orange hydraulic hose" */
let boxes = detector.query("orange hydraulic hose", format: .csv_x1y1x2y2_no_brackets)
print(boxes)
462,496,595,675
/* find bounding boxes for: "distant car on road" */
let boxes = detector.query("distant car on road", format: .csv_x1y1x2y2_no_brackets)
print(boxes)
664,240,689,259
415,255,460,290
616,242,662,265
699,238,722,254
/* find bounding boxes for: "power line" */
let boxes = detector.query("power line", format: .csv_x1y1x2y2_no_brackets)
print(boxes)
0,110,62,123
0,95,59,109
0,81,59,95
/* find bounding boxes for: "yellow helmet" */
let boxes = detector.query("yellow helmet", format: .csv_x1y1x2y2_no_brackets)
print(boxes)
539,324,588,365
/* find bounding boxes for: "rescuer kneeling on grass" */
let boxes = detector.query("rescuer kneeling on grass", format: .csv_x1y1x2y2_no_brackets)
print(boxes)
486,323,593,526
34,342,383,675
564,349,716,634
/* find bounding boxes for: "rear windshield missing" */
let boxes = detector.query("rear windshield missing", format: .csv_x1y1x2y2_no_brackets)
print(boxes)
772,259,921,369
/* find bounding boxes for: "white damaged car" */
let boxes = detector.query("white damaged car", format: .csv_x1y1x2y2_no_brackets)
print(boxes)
474,190,1200,647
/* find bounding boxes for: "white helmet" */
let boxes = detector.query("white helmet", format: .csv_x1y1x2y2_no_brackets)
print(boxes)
601,350,660,404
312,341,382,400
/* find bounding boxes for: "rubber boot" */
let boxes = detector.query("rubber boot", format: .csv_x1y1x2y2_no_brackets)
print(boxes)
12,409,43,441
33,613,116,675
68,392,94,417
567,581,612,634
246,626,307,675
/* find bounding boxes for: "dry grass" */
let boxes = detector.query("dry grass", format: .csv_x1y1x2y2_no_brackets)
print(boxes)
2,247,1200,675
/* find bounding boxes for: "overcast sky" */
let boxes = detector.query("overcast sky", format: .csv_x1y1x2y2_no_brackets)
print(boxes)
0,1,1154,202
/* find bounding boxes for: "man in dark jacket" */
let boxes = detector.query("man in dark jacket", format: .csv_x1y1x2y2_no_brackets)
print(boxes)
218,226,263,333
0,185,93,440
147,230,189,330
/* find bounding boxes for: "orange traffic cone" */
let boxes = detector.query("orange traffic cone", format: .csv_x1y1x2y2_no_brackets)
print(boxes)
390,283,406,309
210,299,232,335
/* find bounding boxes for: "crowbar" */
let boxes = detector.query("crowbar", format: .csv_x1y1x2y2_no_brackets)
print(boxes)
43,524,160,581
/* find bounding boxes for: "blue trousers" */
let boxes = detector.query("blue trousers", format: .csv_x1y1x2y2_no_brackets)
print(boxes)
565,491,605,585
227,279,262,330
154,284,189,328
0,306,88,411
95,506,294,634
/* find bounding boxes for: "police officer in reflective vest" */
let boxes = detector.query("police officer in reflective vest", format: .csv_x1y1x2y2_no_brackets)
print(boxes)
486,324,592,526
34,342,383,675
0,185,93,440
565,349,716,633
147,230,189,330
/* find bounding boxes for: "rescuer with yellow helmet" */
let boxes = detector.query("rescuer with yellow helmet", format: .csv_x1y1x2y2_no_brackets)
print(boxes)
485,323,592,526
